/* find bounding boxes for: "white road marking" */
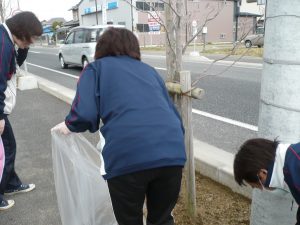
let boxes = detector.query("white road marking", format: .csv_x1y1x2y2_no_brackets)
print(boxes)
29,51,58,56
28,51,40,54
154,67,167,71
27,63,79,79
192,108,258,131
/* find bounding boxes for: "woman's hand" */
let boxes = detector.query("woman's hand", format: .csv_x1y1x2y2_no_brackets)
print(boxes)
0,119,5,135
52,121,71,135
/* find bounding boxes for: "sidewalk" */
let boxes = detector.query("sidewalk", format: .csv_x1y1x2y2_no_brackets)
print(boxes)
0,73,252,225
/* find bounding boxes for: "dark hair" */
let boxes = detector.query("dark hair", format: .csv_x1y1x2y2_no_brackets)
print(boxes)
94,28,141,61
234,138,278,186
6,11,42,42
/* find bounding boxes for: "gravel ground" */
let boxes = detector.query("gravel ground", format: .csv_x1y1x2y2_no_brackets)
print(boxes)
173,172,251,225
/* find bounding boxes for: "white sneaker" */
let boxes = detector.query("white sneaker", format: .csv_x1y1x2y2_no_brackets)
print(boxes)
0,199,15,210
4,183,36,195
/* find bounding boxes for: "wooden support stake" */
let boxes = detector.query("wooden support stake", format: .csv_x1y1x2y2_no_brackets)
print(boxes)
180,71,197,218
165,82,204,99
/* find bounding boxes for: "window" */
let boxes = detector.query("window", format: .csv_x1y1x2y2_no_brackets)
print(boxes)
85,28,104,42
65,32,74,44
74,30,85,43
136,24,149,32
220,33,226,39
153,2,164,11
118,22,126,26
136,1,151,11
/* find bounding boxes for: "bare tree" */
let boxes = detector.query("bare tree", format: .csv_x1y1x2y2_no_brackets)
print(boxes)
0,0,13,23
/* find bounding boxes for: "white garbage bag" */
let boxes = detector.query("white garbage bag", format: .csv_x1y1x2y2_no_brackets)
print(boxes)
0,137,4,182
51,131,117,225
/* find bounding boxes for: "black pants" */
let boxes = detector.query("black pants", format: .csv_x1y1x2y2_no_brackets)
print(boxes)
107,166,183,225
0,116,21,200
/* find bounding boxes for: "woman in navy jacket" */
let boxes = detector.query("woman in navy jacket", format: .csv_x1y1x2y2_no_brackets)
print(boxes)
54,28,186,225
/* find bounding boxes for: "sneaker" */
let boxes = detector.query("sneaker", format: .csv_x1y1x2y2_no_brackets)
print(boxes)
0,199,15,210
4,184,35,195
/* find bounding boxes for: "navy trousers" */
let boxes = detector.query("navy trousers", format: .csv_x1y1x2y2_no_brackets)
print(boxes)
107,166,183,225
0,116,22,200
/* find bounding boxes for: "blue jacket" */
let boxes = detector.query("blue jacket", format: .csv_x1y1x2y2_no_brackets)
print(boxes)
283,143,300,205
0,25,16,119
265,143,300,224
66,56,186,179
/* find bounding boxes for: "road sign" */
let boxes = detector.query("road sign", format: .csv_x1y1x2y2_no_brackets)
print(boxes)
148,12,161,32
192,20,197,27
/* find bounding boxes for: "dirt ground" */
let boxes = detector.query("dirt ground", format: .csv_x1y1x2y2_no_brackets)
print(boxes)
173,172,251,225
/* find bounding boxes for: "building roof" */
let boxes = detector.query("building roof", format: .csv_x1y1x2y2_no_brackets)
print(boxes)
239,12,262,17
42,17,66,26
63,20,79,27
69,0,84,10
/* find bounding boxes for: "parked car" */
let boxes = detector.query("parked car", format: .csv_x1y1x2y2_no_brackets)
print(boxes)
244,27,264,48
59,25,125,69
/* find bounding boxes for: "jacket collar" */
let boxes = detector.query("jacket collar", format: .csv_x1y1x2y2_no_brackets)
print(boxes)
2,23,14,44
265,143,290,192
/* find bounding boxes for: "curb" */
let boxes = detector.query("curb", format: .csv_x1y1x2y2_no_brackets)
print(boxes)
23,71,252,200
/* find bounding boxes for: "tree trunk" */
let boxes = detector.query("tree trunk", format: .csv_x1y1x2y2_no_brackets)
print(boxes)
165,0,176,82
0,1,5,23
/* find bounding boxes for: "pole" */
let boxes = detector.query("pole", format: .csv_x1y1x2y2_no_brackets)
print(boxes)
130,0,134,31
94,0,98,25
251,0,299,224
180,71,196,219
102,0,107,25
234,0,239,43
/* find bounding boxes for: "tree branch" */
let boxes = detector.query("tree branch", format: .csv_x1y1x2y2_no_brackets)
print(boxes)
183,2,225,54
191,14,265,86
122,0,176,56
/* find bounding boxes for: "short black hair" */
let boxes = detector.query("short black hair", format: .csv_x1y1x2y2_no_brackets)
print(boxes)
94,27,141,61
6,11,42,43
234,138,278,186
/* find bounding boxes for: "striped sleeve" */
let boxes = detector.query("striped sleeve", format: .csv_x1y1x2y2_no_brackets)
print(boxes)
0,32,13,119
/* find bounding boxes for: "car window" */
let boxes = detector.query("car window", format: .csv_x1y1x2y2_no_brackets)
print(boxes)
74,30,85,44
256,27,264,35
65,32,74,44
96,28,104,41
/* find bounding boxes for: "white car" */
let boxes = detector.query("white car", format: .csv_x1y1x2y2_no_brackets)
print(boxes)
244,27,264,48
59,25,125,69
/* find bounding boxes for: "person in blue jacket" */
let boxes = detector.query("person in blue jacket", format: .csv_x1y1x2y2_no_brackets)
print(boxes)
54,27,186,225
234,138,300,225
0,12,42,211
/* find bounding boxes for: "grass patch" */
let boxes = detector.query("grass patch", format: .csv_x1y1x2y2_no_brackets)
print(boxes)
140,46,165,51
202,47,263,57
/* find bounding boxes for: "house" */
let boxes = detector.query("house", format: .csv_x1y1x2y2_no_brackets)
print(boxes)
68,0,262,45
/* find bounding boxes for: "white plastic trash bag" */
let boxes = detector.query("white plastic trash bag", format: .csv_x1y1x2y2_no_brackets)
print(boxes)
51,131,117,225
0,136,4,182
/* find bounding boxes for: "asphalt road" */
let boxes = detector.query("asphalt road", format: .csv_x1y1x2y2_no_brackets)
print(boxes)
25,45,261,153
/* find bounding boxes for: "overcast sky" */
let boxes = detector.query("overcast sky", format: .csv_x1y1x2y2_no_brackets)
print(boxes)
9,0,79,21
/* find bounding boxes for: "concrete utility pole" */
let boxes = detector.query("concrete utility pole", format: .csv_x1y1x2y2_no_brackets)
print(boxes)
102,0,107,25
251,0,300,224
94,0,98,25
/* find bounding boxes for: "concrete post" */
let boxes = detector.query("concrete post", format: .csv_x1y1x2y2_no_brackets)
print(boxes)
253,0,300,224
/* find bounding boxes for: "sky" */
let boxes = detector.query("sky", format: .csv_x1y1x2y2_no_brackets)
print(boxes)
9,0,79,21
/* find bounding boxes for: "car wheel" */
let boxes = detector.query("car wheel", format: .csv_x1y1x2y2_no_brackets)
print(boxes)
60,55,68,69
82,57,89,68
257,45,262,48
245,40,252,48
